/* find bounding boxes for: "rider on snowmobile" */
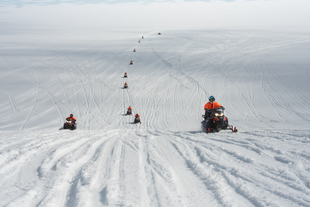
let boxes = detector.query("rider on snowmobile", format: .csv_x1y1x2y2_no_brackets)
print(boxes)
204,96,222,132
134,113,141,123
127,106,132,114
67,114,77,123
60,113,77,130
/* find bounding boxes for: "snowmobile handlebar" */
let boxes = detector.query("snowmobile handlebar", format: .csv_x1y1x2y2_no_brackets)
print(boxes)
204,106,225,119
66,118,76,123
205,106,225,111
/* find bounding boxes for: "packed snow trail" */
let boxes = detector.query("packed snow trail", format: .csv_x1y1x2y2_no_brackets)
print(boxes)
1,28,310,206
1,129,310,207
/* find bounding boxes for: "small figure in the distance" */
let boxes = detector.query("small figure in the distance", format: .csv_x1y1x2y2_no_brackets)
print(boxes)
124,82,128,88
124,72,127,78
134,113,141,124
60,114,77,130
127,106,132,115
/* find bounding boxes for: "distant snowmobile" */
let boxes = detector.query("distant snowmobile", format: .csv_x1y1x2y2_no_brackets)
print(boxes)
59,118,76,130
124,72,128,78
134,117,141,124
124,82,128,88
201,107,237,133
138,40,140,43
133,48,136,52
158,32,161,35
134,113,141,124
142,36,144,39
127,106,132,115
130,60,133,65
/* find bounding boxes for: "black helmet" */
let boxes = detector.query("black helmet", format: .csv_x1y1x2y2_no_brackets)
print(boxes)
70,114,73,117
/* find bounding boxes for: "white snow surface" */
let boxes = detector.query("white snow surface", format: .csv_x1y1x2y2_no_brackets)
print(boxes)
1,28,310,207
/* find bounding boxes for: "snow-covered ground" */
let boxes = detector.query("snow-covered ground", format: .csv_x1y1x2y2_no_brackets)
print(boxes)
1,128,310,207
1,7,310,206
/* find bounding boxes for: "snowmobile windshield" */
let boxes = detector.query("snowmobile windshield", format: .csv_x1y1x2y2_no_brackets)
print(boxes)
214,108,224,117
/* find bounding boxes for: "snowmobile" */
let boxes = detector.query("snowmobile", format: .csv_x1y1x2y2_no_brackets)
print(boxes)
201,107,237,133
133,49,136,52
124,72,128,78
134,117,141,124
158,32,161,35
59,118,76,130
142,36,144,39
127,108,132,115
124,83,128,88
130,60,133,65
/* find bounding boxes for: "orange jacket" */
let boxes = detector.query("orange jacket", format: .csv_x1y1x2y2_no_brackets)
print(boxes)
135,114,140,118
128,107,132,110
204,102,221,110
67,116,77,122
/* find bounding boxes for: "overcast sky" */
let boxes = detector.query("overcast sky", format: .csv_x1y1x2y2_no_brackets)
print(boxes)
0,0,309,29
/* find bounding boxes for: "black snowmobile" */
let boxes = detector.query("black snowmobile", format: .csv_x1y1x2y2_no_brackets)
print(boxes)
59,118,76,130
134,117,141,124
201,107,237,133
127,108,132,115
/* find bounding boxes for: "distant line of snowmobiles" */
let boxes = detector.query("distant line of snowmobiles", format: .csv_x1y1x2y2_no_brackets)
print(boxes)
125,107,141,123
121,37,144,124
59,32,237,133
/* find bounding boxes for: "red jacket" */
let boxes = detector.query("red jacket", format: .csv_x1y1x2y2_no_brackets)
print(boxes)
204,102,221,110
135,114,140,118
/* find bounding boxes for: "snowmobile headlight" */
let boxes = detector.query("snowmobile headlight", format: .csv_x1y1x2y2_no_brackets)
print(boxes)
215,113,223,117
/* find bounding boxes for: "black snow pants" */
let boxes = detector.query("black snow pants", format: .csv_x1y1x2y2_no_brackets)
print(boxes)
204,110,214,129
